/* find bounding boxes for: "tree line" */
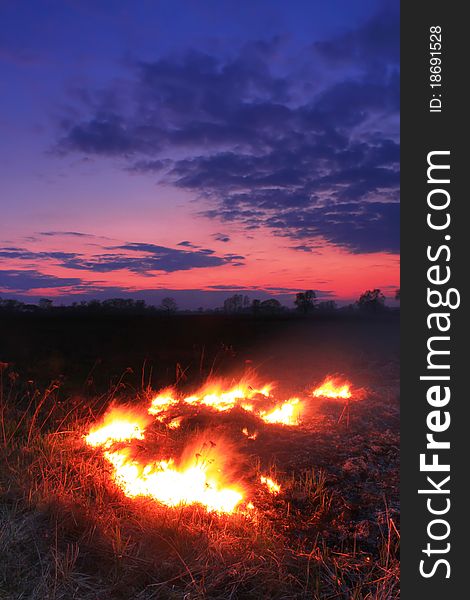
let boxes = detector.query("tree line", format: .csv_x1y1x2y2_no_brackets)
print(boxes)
0,288,399,316
222,288,398,314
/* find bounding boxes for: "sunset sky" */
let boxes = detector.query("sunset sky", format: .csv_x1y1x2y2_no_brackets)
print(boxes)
0,0,399,308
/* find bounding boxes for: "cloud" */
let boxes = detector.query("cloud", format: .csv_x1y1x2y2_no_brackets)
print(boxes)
177,240,199,248
38,231,89,237
206,284,333,296
0,247,78,261
0,242,244,276
213,233,230,243
291,245,314,253
56,5,399,254
0,270,83,291
313,2,399,72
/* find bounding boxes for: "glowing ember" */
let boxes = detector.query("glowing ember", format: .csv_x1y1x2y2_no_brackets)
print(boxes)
103,449,243,513
260,398,301,425
168,417,183,429
312,377,352,400
260,475,281,494
85,407,149,448
242,427,258,440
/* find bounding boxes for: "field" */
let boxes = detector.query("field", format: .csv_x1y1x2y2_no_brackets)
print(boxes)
0,313,400,599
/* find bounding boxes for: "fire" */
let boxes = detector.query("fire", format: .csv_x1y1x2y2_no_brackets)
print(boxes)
85,407,150,448
147,379,301,426
181,381,273,412
148,388,179,418
84,374,358,514
260,475,281,494
260,398,301,426
103,448,243,514
168,417,183,429
312,377,352,400
242,427,258,440
85,408,245,513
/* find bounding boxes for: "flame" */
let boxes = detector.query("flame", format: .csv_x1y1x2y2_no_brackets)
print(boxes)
85,408,244,513
242,427,258,440
182,381,273,413
85,407,149,448
103,448,243,514
148,388,179,418
260,398,301,425
312,377,352,400
84,375,365,514
168,417,183,429
260,475,281,494
147,379,301,426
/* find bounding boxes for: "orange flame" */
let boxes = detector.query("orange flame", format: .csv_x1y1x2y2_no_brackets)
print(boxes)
148,388,179,419
168,416,183,429
182,380,273,412
85,407,150,448
85,374,367,513
85,408,244,513
312,377,352,400
260,475,281,494
148,379,301,426
103,448,243,513
260,398,301,425
242,427,258,440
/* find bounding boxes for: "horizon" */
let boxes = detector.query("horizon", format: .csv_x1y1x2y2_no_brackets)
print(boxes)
1,287,398,311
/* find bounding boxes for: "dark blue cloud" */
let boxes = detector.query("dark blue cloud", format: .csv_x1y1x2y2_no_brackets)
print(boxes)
59,115,141,156
0,269,83,291
0,248,78,260
213,233,230,242
177,240,199,248
56,5,399,254
38,231,89,238
0,242,244,275
314,2,399,70
291,245,314,253
207,284,334,296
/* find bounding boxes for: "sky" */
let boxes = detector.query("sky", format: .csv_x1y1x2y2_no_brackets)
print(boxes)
0,0,399,309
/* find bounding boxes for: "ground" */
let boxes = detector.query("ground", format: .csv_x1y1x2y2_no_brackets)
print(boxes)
0,313,399,599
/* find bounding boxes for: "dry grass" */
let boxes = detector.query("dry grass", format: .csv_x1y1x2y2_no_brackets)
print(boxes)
0,366,399,599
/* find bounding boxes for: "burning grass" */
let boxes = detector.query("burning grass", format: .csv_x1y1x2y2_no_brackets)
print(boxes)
0,363,399,599
146,378,301,426
83,377,306,515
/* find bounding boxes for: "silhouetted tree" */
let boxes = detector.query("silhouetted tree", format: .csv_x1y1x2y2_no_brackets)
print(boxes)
318,300,337,312
102,298,136,311
294,290,317,313
86,300,102,312
395,288,400,301
38,298,53,310
251,299,261,316
259,298,282,314
223,294,250,314
0,299,25,312
160,297,178,314
358,289,386,313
